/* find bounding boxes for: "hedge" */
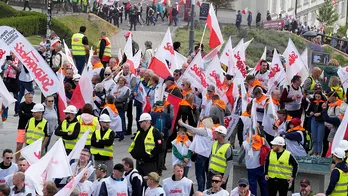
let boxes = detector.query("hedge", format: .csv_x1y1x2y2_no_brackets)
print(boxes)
0,1,20,18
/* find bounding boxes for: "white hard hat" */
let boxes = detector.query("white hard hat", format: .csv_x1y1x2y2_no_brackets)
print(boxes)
332,148,346,159
63,105,78,114
338,140,348,151
271,136,286,146
139,113,152,122
214,126,227,135
31,103,45,112
99,114,111,122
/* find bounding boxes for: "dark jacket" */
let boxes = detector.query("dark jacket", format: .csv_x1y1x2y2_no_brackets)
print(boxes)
322,109,341,127
125,169,143,196
121,41,139,65
130,126,163,162
18,102,35,129
91,127,115,160
326,162,348,195
54,117,80,140
166,86,183,99
150,111,172,139
321,66,339,90
307,100,324,122
256,13,261,23
175,105,196,131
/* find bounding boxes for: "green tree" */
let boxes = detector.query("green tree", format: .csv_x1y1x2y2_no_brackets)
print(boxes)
206,0,229,14
316,0,339,26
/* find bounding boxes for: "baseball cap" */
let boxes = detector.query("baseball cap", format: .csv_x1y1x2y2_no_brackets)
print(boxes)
113,163,124,172
237,178,249,186
300,179,310,186
95,164,107,172
147,172,160,182
207,85,215,92
164,76,175,82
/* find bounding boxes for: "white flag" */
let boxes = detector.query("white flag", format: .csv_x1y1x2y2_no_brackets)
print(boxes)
283,38,306,83
155,28,178,73
243,38,253,50
0,77,17,107
299,48,309,85
68,129,90,161
268,49,286,92
205,55,226,99
25,138,72,195
337,67,348,93
54,162,92,196
20,138,42,165
175,51,187,69
231,39,247,79
220,36,234,71
63,39,78,74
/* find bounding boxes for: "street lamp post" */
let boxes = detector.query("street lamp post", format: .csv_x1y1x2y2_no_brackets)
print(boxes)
46,0,52,65
188,0,195,55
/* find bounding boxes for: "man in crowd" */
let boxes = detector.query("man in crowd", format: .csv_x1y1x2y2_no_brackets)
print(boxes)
163,164,194,195
122,157,143,196
71,26,89,74
303,67,322,95
99,164,128,195
97,32,112,67
10,172,35,195
71,149,95,182
91,164,108,196
0,184,10,196
326,148,348,196
230,178,254,196
164,76,182,98
144,172,165,196
253,60,270,89
0,149,17,183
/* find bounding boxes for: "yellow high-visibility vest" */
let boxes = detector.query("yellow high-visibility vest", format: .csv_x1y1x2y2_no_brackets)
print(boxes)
268,150,292,180
331,168,348,196
90,129,114,157
61,120,78,150
71,33,86,56
77,116,99,146
97,37,112,57
209,141,231,174
128,126,155,155
26,118,47,145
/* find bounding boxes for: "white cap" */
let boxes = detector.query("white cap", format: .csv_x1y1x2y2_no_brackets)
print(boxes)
99,114,111,122
73,74,81,81
31,103,45,112
214,126,227,135
338,140,348,151
139,113,152,122
271,136,286,146
63,105,78,114
332,148,346,159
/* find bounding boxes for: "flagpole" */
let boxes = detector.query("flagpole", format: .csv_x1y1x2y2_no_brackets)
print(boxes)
199,23,207,50
189,0,195,55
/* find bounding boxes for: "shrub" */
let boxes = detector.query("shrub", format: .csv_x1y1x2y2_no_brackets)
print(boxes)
0,1,20,18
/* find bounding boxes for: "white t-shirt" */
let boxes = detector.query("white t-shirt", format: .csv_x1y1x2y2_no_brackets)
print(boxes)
77,180,93,196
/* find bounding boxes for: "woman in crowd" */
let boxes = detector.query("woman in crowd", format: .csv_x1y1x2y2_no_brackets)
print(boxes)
147,75,160,107
43,95,58,152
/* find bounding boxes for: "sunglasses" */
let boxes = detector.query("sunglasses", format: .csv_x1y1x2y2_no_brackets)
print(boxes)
238,184,247,188
5,157,13,160
47,100,54,103
105,74,111,76
212,180,221,183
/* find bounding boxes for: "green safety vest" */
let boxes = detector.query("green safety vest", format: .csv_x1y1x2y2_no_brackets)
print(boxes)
209,141,230,174
71,33,86,56
128,126,155,155
268,150,292,180
90,129,114,157
61,120,78,150
331,168,348,196
26,118,47,145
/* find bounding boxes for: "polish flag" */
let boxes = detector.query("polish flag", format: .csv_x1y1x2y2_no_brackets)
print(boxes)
0,77,16,107
116,48,122,66
55,162,92,196
70,49,94,109
138,82,152,113
160,0,166,5
241,7,248,14
68,129,90,161
178,51,206,90
179,0,185,4
57,74,67,121
251,46,267,75
267,49,286,92
299,48,309,85
26,138,72,195
20,138,42,165
283,38,306,84
207,4,223,49
220,36,234,71
63,40,78,74
124,35,136,74
326,108,348,157
133,49,142,71
148,28,177,78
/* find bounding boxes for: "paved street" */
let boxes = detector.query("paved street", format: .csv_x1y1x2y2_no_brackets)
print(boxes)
0,88,236,191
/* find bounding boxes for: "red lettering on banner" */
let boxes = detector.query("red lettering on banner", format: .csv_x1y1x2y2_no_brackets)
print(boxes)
269,64,281,79
0,180,5,183
79,193,88,196
0,49,6,59
170,189,183,194
225,49,230,57
190,64,208,88
164,42,174,55
224,117,232,128
117,193,127,196
34,151,40,159
14,42,54,92
40,158,59,182
288,51,298,66
345,67,348,73
65,179,74,189
209,70,224,91
233,52,247,77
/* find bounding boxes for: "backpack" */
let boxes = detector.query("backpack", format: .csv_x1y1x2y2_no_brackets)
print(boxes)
300,130,313,153
154,114,165,133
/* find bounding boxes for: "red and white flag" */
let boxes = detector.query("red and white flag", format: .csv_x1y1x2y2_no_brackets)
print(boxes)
160,0,166,5
133,49,142,71
148,28,176,79
55,162,92,196
25,138,72,195
283,38,306,83
70,49,94,109
57,74,67,121
299,48,309,85
230,39,247,80
124,35,136,74
0,45,10,68
0,26,60,96
63,40,78,74
251,46,267,75
179,0,185,4
220,36,234,70
326,108,348,157
241,7,248,14
267,49,285,91
167,93,182,130
68,129,90,161
20,138,42,165
0,77,16,107
178,51,206,90
207,4,223,49
138,82,152,113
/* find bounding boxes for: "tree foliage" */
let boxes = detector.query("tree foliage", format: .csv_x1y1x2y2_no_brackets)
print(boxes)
206,0,229,14
316,0,339,26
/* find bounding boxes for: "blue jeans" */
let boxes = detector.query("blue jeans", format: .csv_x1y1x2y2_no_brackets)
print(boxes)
74,55,86,75
311,118,325,153
18,81,34,104
195,155,208,192
247,166,268,196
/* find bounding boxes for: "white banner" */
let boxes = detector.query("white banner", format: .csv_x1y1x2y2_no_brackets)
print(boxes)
224,114,240,139
0,26,60,96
